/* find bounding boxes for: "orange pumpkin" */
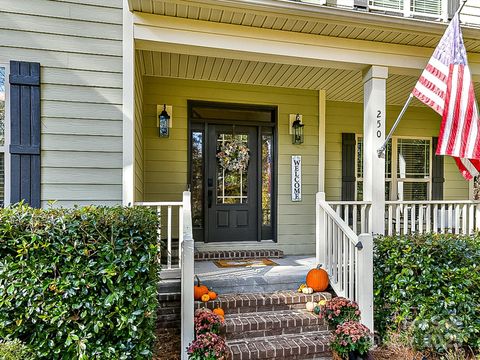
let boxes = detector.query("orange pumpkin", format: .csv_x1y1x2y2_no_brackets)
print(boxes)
306,264,329,292
201,294,210,302
208,291,217,300
212,308,225,317
194,275,209,300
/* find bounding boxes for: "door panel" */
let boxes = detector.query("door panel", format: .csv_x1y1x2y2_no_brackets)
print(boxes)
207,125,258,242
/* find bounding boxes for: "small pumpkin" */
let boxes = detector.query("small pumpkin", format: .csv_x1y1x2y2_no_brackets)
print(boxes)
302,287,314,294
306,301,315,312
313,305,321,315
208,291,217,300
213,308,225,317
297,283,307,293
201,294,210,302
194,275,209,300
306,264,329,292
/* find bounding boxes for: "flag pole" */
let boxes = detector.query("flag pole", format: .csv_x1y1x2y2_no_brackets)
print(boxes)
377,0,468,158
377,94,414,158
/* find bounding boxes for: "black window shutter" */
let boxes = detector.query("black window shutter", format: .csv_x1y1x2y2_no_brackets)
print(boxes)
342,133,356,201
9,61,41,208
432,137,444,200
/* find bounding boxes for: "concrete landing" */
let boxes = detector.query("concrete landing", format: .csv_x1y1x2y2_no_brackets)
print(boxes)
195,256,317,294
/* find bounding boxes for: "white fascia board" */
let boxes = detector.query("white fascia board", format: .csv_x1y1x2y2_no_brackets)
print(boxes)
167,0,480,39
133,13,480,78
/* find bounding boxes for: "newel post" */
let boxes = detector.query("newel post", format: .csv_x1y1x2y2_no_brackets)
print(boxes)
357,233,374,334
181,191,194,360
316,192,327,266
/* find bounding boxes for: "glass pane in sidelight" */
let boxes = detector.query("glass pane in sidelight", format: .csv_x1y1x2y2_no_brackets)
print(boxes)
191,131,204,228
216,133,249,204
262,133,273,226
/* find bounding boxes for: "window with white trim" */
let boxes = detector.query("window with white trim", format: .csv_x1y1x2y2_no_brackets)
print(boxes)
0,65,8,207
356,136,432,201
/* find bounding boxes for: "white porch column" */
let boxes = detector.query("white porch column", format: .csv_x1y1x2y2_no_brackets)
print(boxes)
363,66,388,235
122,1,135,206
318,90,326,192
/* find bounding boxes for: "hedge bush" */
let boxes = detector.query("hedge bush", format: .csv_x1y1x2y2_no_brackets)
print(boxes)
0,339,36,360
374,233,480,354
0,204,159,359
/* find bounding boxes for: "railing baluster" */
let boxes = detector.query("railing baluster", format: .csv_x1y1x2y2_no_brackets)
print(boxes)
179,205,184,268
361,205,366,233
433,204,438,232
418,205,424,233
461,204,467,235
157,206,162,266
353,205,358,234
395,204,401,234
388,204,393,236
411,204,416,234
448,205,453,233
477,204,480,231
167,205,172,269
426,204,431,232
441,204,446,233
469,204,474,235
403,205,408,235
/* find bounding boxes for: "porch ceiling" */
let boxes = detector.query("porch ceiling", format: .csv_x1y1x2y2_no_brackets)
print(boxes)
129,0,480,53
138,50,480,106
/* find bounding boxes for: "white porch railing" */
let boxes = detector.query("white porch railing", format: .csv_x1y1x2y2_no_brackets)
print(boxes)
134,200,184,269
386,200,480,235
327,201,372,235
136,193,194,360
316,192,374,332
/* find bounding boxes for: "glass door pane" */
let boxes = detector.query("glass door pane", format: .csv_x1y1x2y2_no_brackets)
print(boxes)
216,133,249,204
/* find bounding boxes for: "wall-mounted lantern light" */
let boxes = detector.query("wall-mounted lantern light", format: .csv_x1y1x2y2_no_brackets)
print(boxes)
157,104,172,138
289,113,304,145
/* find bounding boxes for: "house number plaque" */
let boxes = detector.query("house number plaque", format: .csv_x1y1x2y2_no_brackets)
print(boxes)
291,156,302,202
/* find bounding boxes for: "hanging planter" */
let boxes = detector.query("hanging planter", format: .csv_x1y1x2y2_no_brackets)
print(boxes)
216,138,250,172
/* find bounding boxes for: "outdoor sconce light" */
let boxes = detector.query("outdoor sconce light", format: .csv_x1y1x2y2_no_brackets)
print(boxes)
157,104,172,138
290,113,304,145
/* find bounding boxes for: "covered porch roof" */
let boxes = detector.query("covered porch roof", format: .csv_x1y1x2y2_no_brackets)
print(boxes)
137,50,480,106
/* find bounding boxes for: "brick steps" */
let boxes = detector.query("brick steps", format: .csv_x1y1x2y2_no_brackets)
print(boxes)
195,249,284,261
195,291,331,314
194,291,333,359
222,309,328,341
227,330,331,360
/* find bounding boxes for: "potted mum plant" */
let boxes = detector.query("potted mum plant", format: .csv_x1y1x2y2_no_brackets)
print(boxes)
188,308,227,360
320,297,361,327
330,321,372,360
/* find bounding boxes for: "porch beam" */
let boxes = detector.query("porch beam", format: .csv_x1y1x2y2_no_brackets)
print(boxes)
133,13,480,79
363,66,387,236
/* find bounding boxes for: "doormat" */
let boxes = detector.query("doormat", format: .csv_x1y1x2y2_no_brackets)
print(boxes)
213,258,279,268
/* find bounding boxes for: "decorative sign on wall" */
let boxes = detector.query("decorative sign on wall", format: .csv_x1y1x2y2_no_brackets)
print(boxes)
291,155,302,202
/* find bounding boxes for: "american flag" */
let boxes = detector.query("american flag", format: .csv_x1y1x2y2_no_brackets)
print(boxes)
412,12,480,180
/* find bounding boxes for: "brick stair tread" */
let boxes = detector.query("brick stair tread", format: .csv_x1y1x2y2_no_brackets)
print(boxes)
224,309,326,333
227,330,331,360
196,290,331,313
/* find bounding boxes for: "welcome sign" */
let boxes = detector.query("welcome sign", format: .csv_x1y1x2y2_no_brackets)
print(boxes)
291,156,302,202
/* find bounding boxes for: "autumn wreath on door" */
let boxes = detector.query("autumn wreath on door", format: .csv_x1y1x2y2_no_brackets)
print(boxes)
216,137,250,173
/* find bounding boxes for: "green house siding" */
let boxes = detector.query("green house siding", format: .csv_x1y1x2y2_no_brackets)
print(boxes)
0,0,123,207
142,77,319,255
325,101,469,201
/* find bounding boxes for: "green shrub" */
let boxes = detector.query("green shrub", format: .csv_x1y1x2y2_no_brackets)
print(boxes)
0,204,159,359
0,339,36,360
374,233,480,354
